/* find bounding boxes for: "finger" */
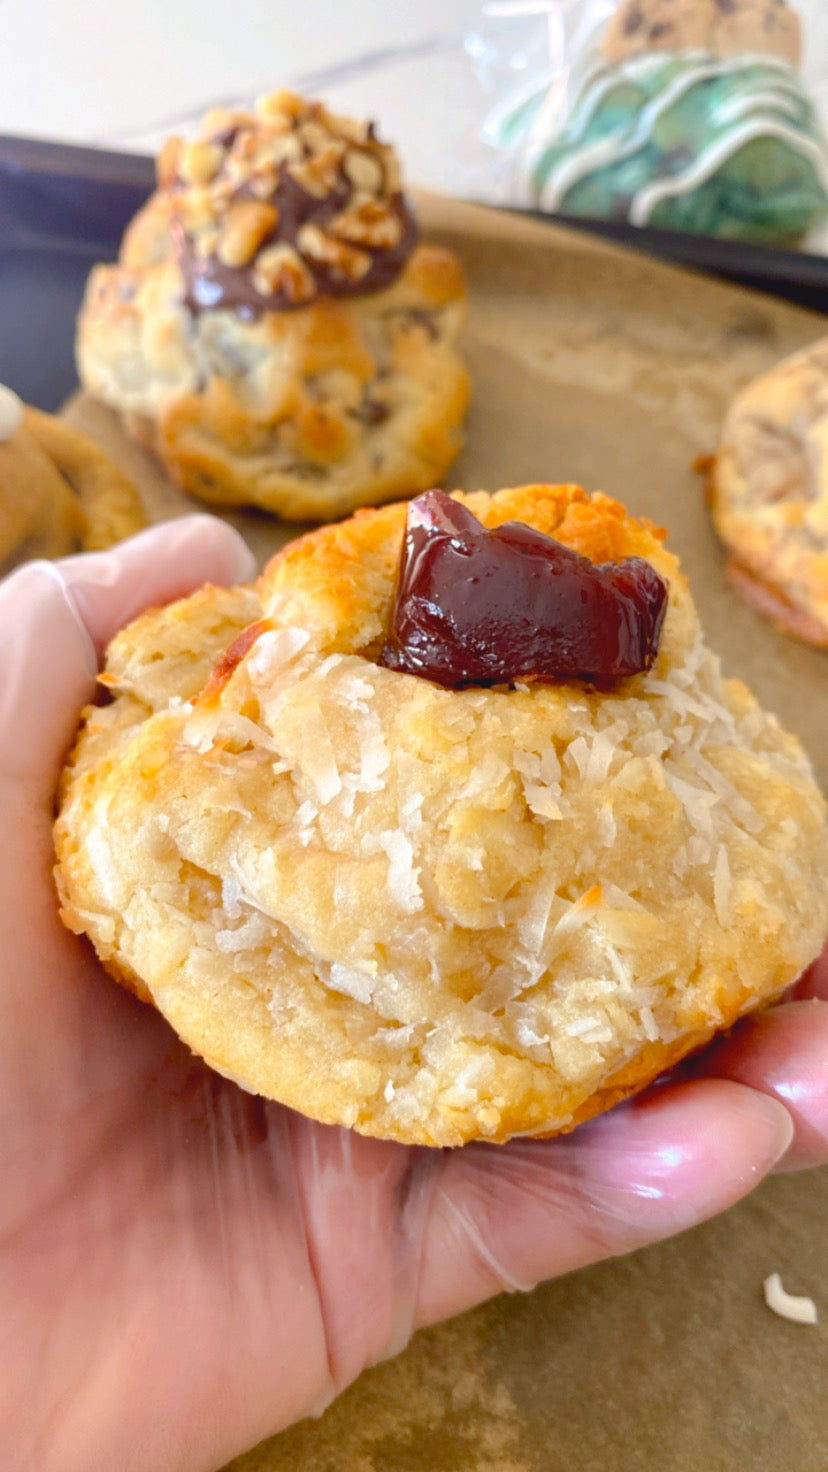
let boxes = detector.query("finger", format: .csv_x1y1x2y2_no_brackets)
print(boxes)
791,940,828,1002
693,999,828,1172
0,516,256,792
286,1116,436,1396
414,1079,792,1329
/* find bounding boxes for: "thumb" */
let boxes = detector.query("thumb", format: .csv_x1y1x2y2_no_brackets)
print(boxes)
0,516,256,795
413,1079,793,1329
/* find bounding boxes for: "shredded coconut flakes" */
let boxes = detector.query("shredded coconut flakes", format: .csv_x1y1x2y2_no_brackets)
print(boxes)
246,627,311,684
328,963,375,1005
763,1273,818,1325
713,844,733,926
378,829,423,914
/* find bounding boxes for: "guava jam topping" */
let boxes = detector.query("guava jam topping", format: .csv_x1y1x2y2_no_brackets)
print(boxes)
379,490,668,688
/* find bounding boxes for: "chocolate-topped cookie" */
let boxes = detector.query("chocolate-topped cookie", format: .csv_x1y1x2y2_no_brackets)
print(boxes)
162,90,420,315
76,91,469,523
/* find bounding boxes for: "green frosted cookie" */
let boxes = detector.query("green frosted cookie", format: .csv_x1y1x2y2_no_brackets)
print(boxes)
499,51,828,244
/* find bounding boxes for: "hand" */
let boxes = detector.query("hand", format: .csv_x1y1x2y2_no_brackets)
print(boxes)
2,518,825,1472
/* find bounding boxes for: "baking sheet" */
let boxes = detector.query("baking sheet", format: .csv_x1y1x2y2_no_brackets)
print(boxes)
3,136,828,412
63,195,828,1472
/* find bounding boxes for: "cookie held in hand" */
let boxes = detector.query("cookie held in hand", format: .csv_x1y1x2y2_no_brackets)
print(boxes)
76,91,470,523
54,484,828,1146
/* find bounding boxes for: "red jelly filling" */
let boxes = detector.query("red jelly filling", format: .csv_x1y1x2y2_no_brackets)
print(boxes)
379,490,668,688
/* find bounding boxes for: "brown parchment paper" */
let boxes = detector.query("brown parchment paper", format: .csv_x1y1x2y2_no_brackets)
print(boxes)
63,196,828,1472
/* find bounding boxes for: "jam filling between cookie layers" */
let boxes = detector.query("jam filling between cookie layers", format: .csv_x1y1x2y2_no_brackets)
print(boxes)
379,490,669,689
170,131,420,319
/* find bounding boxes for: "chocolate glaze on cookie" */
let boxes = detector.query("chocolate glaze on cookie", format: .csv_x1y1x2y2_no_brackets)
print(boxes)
175,185,419,318
166,93,420,319
380,490,668,687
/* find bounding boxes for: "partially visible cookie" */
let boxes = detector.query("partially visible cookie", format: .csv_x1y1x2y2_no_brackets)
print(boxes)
602,0,801,66
712,0,801,62
76,90,470,524
707,336,828,646
602,0,711,60
0,386,146,574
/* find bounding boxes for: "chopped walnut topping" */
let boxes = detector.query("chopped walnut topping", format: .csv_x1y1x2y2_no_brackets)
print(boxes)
299,119,336,154
296,223,371,281
343,148,384,194
382,151,402,195
255,88,308,125
179,190,220,235
194,226,220,261
248,169,279,201
233,130,258,167
252,243,316,302
330,198,403,250
167,88,419,315
288,144,346,200
202,105,250,140
266,132,304,166
181,140,224,186
333,113,375,146
217,201,279,267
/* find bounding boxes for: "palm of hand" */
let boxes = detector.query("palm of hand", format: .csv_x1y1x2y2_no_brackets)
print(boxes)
2,805,424,1468
1,520,824,1472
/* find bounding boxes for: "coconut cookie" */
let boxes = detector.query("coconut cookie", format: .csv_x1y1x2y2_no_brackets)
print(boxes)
54,484,828,1147
0,385,145,575
75,90,470,523
707,335,828,646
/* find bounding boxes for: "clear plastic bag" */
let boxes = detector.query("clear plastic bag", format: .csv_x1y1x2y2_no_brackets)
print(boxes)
465,0,828,248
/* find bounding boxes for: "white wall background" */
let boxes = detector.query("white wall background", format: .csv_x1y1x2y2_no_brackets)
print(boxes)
0,0,824,200
0,1,483,189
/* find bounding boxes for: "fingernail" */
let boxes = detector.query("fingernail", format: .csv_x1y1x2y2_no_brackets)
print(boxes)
751,1091,795,1169
722,1086,795,1177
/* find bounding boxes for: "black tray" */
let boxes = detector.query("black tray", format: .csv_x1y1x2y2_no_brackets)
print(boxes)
1,134,826,412
0,137,155,410
528,208,828,312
